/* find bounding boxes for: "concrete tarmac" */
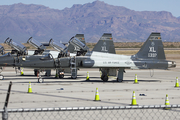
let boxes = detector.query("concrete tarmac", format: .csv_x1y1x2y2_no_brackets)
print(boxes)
0,63,180,109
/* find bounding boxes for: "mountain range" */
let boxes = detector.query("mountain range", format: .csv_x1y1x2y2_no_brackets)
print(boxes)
0,1,180,43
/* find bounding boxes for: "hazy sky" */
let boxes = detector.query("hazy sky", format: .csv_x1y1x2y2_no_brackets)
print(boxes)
0,0,180,17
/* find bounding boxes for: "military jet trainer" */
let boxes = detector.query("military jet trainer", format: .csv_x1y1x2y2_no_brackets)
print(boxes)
0,33,175,83
9,33,116,82
3,37,53,76
0,37,55,78
27,35,87,76
27,37,57,76
0,34,89,80
2,38,29,76
12,32,176,83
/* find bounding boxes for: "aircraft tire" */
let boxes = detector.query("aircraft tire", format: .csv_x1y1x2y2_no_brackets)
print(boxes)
0,75,4,80
101,75,108,82
38,77,44,83
59,74,64,79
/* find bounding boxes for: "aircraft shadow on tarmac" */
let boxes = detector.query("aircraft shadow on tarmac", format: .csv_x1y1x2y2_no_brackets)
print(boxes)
124,80,161,82
3,75,161,83
3,77,38,80
34,78,161,83
3,75,36,77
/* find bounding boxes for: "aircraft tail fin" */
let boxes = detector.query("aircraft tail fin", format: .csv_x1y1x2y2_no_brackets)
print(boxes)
135,32,166,60
75,34,86,44
92,33,116,54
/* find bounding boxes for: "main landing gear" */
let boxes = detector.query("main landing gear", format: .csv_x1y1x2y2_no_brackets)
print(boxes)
55,69,64,79
101,71,108,82
100,68,125,82
116,68,124,82
37,70,44,83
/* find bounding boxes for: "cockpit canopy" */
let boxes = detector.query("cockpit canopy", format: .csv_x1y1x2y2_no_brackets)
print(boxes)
49,39,67,52
4,38,27,55
27,37,46,50
69,37,88,51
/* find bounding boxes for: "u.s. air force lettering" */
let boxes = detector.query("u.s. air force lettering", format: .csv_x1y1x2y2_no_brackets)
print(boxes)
103,61,119,64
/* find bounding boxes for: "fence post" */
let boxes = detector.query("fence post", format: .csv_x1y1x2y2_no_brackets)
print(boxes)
2,106,8,120
2,81,12,120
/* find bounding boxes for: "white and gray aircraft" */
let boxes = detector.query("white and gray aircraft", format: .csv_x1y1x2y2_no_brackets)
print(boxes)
0,33,176,82
82,32,176,82
86,32,176,82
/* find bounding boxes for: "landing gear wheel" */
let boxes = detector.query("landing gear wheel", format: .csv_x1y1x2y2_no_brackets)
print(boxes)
101,75,108,82
0,75,4,80
38,77,44,83
59,74,64,79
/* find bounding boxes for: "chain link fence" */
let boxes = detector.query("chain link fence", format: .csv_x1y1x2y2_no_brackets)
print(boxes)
1,105,180,120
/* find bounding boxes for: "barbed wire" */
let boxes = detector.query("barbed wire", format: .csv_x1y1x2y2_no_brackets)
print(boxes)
1,105,180,120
